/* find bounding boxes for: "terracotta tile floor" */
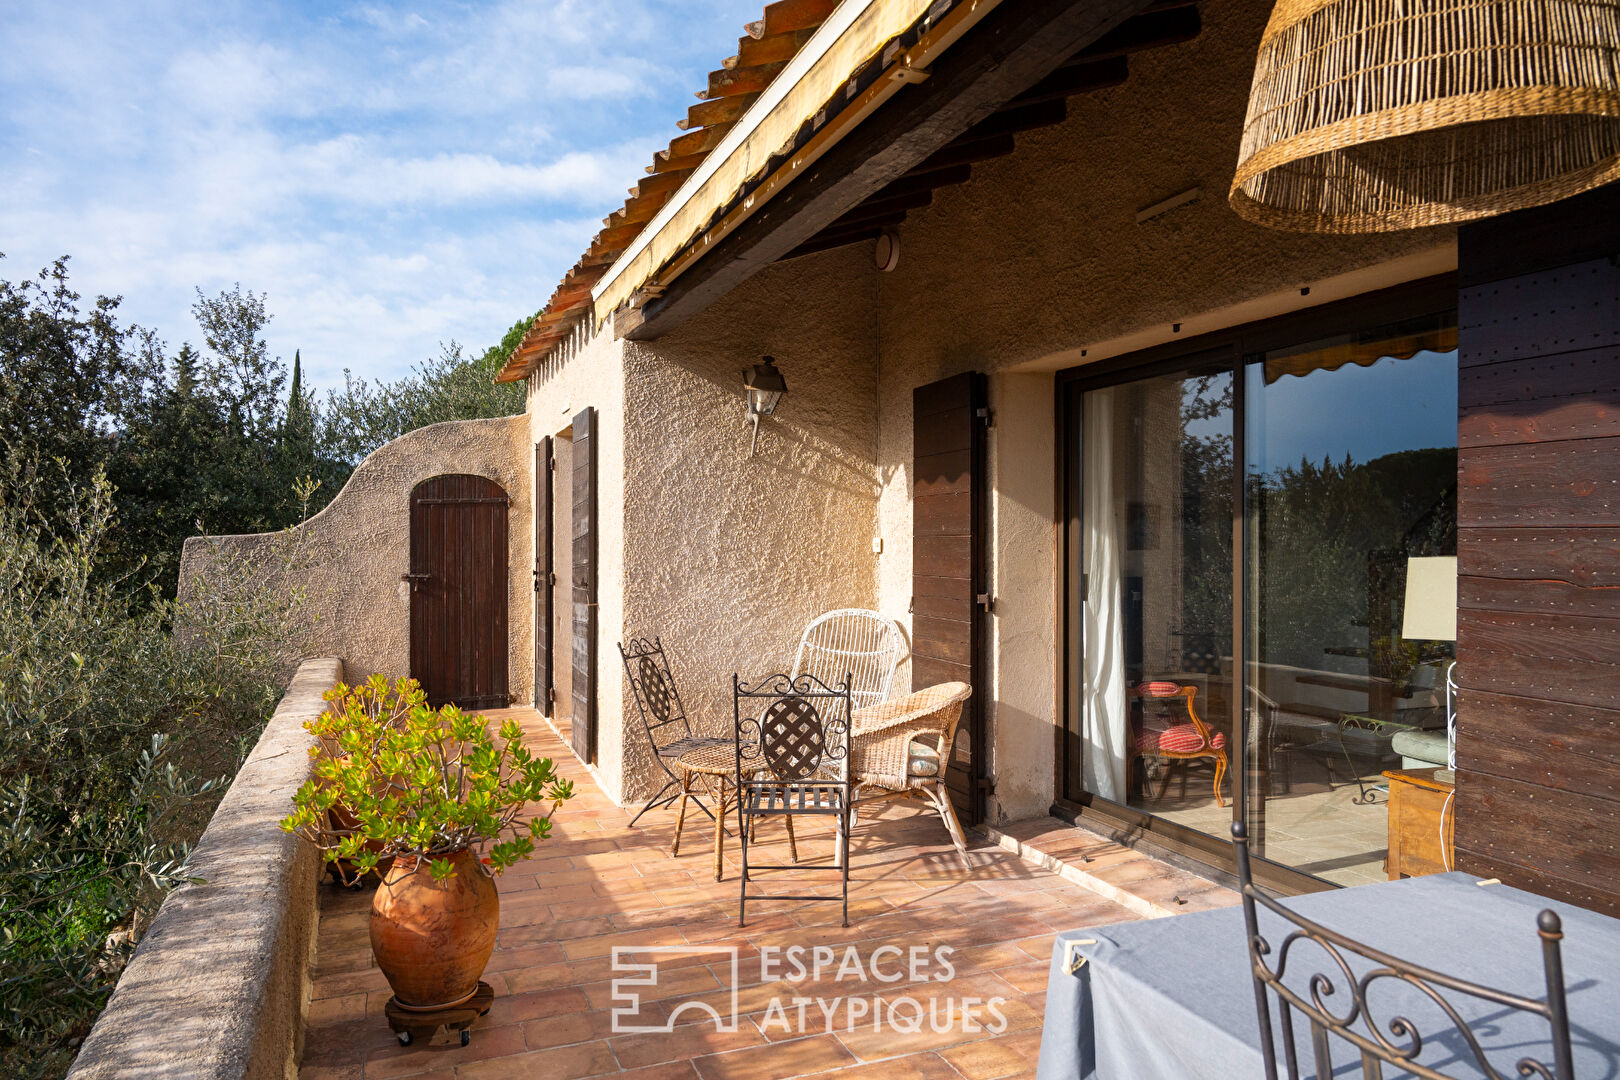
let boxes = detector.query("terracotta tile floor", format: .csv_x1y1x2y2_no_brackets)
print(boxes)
299,708,1154,1080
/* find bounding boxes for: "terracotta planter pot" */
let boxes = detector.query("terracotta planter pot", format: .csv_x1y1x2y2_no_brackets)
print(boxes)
370,848,499,1009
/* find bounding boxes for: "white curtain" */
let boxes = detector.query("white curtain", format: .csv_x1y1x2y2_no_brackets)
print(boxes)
1081,389,1128,802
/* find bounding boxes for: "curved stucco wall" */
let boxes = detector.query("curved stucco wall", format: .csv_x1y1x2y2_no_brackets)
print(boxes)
179,415,532,698
619,246,882,801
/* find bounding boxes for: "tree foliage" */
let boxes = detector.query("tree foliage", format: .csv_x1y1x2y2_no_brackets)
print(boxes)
0,459,309,1078
0,255,530,598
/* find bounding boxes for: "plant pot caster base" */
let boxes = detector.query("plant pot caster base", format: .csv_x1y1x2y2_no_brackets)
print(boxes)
384,981,494,1047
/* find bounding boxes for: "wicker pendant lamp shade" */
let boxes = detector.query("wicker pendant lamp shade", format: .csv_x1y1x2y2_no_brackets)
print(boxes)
1230,0,1620,232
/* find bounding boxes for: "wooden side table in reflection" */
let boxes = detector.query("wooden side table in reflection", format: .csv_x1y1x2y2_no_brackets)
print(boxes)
1383,766,1455,879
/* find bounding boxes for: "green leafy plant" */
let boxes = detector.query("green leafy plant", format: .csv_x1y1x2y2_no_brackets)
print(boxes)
281,676,573,882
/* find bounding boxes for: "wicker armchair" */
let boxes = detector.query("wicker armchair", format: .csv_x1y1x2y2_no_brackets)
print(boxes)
849,682,973,867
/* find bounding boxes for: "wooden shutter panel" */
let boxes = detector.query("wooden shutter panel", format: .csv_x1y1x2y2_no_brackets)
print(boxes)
571,409,598,764
913,373,987,825
535,437,554,713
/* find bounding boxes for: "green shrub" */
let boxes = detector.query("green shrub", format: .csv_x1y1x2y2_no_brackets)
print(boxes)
0,458,307,1078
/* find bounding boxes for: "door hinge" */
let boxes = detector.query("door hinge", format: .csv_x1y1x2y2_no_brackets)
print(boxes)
976,593,994,613
548,457,558,472
547,687,556,704
549,572,558,586
908,596,915,614
976,406,993,428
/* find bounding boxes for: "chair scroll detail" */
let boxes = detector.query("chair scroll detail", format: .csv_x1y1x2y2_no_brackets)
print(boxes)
1232,821,1575,1080
734,672,854,927
619,638,729,828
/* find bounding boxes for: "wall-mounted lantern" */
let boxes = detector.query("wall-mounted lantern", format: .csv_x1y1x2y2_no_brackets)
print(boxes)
742,355,787,456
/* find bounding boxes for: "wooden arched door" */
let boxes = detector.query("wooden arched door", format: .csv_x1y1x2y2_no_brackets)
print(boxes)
408,474,509,709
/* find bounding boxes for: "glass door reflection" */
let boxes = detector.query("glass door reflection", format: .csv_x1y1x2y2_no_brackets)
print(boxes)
1243,314,1458,886
1079,362,1234,838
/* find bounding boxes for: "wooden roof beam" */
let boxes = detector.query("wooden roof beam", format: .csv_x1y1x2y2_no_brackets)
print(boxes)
829,190,933,230
1008,56,1128,106
902,133,1017,176
974,99,1069,136
781,227,884,261
864,163,972,201
1071,6,1201,61
629,0,1159,341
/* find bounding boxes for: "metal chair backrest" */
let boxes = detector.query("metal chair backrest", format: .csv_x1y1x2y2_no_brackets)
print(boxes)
1231,822,1575,1080
791,609,907,712
619,638,694,753
734,672,853,784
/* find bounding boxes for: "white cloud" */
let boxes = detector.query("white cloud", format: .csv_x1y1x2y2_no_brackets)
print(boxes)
0,0,755,389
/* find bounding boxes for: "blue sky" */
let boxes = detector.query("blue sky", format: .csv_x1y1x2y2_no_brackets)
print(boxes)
0,1,753,392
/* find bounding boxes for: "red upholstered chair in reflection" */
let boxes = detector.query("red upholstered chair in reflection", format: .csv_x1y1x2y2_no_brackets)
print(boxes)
1130,681,1229,808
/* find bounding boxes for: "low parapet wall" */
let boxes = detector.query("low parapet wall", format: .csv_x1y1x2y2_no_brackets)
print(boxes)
67,656,342,1080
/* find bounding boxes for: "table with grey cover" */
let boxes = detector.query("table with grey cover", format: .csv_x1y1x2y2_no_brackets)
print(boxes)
1036,872,1620,1079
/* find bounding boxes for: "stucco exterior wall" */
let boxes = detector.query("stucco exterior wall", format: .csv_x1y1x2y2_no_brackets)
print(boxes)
526,322,629,801
867,0,1458,822
179,417,531,697
617,246,883,801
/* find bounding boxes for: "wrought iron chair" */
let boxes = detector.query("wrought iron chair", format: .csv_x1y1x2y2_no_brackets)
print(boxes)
733,672,853,927
791,609,907,712
619,638,729,827
1232,822,1575,1080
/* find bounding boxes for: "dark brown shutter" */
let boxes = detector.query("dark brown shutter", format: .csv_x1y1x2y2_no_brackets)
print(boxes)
570,408,598,764
409,474,509,710
913,373,987,825
535,437,554,713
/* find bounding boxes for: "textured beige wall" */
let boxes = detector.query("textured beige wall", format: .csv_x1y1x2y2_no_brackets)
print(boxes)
617,246,882,802
526,323,629,802
867,0,1458,822
180,418,531,698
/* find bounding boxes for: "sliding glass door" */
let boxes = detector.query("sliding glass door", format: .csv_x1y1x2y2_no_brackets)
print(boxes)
1062,288,1459,888
1243,314,1457,885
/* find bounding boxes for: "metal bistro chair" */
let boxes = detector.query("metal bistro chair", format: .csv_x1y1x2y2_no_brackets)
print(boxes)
791,609,907,711
619,638,729,827
1232,822,1575,1080
734,672,854,927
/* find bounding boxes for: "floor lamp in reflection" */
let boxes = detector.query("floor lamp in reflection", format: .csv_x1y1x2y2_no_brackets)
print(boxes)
1403,555,1458,785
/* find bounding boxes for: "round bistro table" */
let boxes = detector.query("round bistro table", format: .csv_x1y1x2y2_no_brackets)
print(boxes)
672,742,797,880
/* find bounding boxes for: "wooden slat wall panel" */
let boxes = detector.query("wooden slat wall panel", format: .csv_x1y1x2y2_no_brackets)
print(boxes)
1454,182,1620,916
571,409,599,764
913,372,986,824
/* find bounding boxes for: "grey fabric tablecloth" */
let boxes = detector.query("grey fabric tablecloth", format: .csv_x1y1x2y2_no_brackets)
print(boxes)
1036,872,1620,1079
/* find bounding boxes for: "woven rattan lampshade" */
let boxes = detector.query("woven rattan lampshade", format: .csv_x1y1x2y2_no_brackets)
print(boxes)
1230,0,1620,232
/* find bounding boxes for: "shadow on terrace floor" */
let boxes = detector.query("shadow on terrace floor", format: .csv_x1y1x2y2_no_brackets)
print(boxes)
299,707,1141,1080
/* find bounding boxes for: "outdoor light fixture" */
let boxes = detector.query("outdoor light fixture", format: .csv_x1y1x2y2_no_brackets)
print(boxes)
742,355,787,456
